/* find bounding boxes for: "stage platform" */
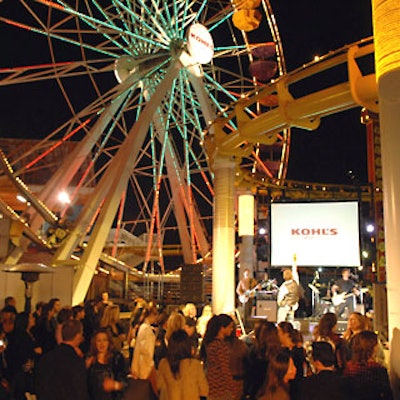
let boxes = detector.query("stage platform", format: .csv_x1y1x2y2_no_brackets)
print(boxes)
248,316,348,341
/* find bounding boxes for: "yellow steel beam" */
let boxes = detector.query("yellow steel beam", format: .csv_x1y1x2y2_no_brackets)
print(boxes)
205,38,377,164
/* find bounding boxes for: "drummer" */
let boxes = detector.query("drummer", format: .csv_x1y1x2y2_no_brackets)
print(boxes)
260,269,278,293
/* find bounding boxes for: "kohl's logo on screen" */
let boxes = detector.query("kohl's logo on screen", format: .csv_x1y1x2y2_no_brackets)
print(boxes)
291,228,338,237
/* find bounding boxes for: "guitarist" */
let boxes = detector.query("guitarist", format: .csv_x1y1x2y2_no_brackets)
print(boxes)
331,268,360,318
236,268,260,326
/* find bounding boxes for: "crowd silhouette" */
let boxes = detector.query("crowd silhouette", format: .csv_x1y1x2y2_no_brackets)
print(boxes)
0,295,393,400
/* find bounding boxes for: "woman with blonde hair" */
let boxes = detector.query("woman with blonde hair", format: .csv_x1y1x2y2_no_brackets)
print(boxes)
343,312,368,342
100,305,126,351
182,303,197,320
196,305,213,338
165,311,186,344
343,330,392,400
342,312,368,359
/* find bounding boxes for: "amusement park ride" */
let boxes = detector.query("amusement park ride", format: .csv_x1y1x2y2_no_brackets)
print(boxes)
0,1,379,307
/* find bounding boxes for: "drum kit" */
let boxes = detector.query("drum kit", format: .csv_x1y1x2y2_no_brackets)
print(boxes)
308,281,336,317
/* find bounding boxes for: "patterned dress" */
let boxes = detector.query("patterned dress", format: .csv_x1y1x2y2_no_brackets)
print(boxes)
205,338,235,400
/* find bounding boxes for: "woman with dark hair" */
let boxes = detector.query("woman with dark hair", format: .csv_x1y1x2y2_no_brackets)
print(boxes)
73,305,86,321
33,302,57,354
258,350,297,400
200,313,235,400
244,320,281,399
312,312,347,373
157,329,208,400
86,328,127,400
5,312,42,400
277,321,306,380
154,311,169,368
0,324,10,400
226,322,248,400
343,330,393,400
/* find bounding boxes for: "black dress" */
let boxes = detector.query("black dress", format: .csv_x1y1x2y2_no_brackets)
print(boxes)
243,344,268,399
5,331,39,399
87,351,127,400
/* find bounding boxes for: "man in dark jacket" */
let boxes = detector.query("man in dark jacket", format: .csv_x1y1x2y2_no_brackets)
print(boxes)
36,319,89,400
295,341,351,400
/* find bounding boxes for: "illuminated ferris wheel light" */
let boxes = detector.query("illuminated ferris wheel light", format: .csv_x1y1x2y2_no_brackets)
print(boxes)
58,191,71,205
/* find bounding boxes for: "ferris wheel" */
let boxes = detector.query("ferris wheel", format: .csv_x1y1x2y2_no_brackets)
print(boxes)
0,0,289,297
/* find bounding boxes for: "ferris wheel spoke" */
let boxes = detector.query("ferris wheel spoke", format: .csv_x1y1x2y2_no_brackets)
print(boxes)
57,1,132,52
0,58,115,87
0,15,118,58
48,0,170,52
204,4,233,32
0,0,289,284
191,0,208,24
86,1,134,48
164,114,211,195
117,0,172,46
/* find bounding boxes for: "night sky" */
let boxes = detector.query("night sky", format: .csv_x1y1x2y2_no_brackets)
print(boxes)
272,1,373,185
0,1,374,185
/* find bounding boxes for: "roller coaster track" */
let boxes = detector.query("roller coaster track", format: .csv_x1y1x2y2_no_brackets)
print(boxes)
0,37,378,294
204,37,377,165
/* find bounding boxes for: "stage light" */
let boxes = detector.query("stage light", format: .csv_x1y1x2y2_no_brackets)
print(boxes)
238,194,254,237
16,194,27,203
366,223,375,233
362,250,369,259
58,191,71,204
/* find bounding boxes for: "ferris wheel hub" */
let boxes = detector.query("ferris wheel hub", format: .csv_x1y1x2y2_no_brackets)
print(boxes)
114,56,138,83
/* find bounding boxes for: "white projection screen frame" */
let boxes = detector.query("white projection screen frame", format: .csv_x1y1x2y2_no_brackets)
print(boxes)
270,201,361,267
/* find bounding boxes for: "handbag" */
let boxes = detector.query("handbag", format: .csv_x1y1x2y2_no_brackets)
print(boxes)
122,378,158,400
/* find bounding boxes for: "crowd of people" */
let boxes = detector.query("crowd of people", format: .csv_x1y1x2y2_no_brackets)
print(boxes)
0,293,393,400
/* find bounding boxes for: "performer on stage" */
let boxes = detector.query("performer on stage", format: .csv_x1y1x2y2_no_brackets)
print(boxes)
236,268,260,326
277,259,299,323
260,269,279,293
331,268,359,319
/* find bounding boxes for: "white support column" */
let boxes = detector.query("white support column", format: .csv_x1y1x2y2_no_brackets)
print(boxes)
372,0,400,339
238,193,255,278
212,156,236,315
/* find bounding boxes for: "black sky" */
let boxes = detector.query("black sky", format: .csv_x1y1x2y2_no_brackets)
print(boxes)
271,1,373,185
0,1,374,185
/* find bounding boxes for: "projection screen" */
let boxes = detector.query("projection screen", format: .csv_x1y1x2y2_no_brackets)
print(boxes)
270,201,360,267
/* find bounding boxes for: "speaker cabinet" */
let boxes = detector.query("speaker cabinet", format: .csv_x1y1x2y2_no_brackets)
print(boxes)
373,283,388,340
255,299,277,322
180,264,204,304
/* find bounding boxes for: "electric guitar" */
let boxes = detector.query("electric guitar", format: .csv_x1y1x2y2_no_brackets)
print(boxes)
238,281,263,304
331,288,368,306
